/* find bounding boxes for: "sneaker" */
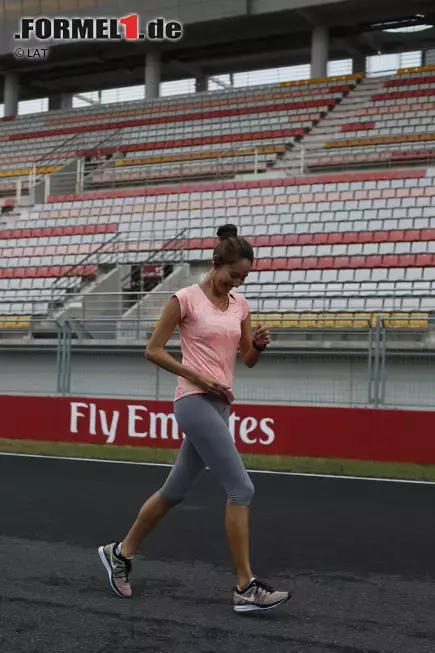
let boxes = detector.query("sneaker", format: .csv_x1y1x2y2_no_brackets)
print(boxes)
233,578,291,613
98,542,132,599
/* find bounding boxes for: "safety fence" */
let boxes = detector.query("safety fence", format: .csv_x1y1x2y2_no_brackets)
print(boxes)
0,313,433,409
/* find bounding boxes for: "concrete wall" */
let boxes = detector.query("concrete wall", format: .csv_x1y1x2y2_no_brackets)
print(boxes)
1,347,434,410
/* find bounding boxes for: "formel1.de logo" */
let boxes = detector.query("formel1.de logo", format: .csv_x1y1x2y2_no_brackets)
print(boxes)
14,15,183,42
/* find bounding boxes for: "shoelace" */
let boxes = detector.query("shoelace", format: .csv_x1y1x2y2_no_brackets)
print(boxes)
112,556,132,583
251,579,275,594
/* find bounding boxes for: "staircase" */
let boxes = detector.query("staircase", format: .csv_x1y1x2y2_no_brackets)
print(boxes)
274,75,391,175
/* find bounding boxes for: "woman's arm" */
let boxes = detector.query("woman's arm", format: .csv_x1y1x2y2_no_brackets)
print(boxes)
239,313,271,368
145,296,229,396
145,297,196,380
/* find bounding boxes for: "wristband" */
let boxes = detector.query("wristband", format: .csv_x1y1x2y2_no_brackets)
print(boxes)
252,338,266,352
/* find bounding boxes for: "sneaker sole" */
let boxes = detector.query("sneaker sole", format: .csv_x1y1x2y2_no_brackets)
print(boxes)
98,546,131,599
233,595,291,613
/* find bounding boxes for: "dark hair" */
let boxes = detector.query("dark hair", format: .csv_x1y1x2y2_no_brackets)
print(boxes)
213,224,254,267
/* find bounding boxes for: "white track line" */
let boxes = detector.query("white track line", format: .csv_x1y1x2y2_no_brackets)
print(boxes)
1,451,435,485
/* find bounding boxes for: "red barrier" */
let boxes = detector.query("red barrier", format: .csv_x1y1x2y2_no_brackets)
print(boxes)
1,395,435,464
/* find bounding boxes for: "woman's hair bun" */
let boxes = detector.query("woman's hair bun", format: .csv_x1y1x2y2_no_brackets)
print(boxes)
217,224,238,241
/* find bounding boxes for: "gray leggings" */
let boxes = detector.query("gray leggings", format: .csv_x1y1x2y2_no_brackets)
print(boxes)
158,393,255,506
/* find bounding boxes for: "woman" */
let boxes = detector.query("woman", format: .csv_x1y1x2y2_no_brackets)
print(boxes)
98,224,291,613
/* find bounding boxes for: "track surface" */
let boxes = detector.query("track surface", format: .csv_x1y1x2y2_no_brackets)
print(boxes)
1,456,435,653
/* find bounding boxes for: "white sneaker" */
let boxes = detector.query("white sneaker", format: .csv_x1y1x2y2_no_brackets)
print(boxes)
233,578,291,613
98,542,132,598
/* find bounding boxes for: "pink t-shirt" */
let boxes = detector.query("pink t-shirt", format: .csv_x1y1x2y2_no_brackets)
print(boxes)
173,284,250,403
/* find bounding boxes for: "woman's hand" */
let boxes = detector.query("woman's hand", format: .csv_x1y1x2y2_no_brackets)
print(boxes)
253,325,271,349
193,372,230,396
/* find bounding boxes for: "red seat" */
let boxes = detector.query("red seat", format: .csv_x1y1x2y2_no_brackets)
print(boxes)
318,257,334,269
286,258,302,270
341,121,375,132
337,231,361,245
298,234,314,246
416,254,433,267
273,258,288,270
270,235,285,246
333,256,351,268
254,236,271,247
326,233,343,244
389,230,405,242
302,257,318,269
397,255,416,267
189,239,202,249
283,235,300,246
350,256,366,268
254,259,270,270
312,233,329,245
381,255,400,268
421,230,435,241
365,256,382,268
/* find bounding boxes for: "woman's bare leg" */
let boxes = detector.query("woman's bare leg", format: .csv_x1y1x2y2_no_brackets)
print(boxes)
120,493,172,558
225,504,254,589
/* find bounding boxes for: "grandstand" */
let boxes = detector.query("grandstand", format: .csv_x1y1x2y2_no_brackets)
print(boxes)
1,72,434,338
0,1,434,374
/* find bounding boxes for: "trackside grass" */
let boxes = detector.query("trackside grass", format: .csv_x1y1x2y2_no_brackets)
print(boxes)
1,439,435,481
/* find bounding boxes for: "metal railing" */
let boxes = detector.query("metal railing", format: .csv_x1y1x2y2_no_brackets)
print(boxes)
24,126,125,202
40,145,268,198
49,232,121,311
44,230,188,317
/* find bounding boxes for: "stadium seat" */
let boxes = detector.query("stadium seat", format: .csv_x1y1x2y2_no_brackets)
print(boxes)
1,71,435,332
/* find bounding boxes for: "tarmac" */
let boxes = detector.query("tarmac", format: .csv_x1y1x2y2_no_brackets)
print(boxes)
1,453,435,652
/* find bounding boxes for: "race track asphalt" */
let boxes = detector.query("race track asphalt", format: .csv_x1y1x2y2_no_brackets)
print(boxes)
1,454,435,653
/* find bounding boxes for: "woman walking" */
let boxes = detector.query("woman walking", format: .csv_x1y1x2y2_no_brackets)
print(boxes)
98,224,291,613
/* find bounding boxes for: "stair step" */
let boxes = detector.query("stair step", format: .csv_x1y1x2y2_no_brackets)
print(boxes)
272,76,391,173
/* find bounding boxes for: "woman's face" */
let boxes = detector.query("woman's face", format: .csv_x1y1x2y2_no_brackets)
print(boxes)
213,259,252,294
